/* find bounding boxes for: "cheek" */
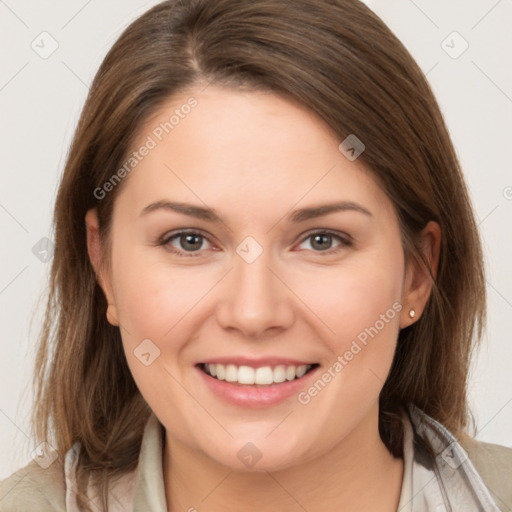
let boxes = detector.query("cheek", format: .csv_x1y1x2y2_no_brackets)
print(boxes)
109,249,207,416
298,255,403,348
289,256,403,431
289,250,405,411
111,248,216,341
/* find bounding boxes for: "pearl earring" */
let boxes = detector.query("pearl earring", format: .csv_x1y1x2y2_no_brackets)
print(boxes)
409,309,416,319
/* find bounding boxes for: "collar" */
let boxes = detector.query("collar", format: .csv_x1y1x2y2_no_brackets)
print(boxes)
401,404,501,511
131,412,167,510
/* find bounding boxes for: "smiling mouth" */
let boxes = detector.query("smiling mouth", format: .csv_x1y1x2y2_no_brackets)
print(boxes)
198,362,319,386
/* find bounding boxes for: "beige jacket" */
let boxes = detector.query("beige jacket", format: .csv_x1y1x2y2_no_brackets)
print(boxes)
1,407,511,511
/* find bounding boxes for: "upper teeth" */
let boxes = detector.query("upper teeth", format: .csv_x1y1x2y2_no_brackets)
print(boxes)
203,363,312,385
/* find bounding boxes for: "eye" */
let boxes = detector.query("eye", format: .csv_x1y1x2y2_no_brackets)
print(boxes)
159,230,213,257
158,229,351,257
297,230,351,254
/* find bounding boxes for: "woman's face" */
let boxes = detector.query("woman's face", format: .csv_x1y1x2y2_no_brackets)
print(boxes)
87,85,424,471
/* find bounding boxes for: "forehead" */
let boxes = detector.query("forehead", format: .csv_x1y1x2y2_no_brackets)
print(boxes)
114,85,394,224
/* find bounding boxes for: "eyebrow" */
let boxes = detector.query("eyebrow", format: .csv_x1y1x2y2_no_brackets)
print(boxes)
140,200,372,223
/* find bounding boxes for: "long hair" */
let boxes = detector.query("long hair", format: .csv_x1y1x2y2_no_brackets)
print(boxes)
32,0,486,508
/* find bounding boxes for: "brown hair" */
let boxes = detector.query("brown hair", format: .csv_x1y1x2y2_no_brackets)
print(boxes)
32,0,485,508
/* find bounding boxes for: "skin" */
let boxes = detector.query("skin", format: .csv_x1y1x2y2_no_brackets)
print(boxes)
86,85,440,512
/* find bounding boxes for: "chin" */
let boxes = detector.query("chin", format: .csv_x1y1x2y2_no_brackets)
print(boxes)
201,433,312,473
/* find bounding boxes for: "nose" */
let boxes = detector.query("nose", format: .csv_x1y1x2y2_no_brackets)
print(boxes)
215,251,296,338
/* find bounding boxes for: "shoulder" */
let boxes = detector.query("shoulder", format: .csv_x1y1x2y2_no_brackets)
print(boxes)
461,435,512,511
0,459,66,512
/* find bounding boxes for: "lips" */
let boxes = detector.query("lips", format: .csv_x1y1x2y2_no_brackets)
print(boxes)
196,359,320,407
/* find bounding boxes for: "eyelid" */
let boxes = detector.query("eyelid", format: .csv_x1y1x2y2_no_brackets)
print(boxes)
159,228,213,244
297,228,352,243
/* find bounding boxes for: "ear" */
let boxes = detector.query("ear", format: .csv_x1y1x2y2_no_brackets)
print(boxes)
85,208,119,326
400,221,441,328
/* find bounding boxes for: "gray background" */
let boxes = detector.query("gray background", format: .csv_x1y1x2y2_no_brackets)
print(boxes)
1,0,511,478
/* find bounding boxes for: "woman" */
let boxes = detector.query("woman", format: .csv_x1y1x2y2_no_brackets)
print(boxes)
1,0,510,510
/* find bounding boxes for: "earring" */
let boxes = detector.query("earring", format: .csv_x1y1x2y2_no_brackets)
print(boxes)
409,309,416,319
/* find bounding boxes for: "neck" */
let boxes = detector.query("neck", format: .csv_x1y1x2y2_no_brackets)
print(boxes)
162,408,404,512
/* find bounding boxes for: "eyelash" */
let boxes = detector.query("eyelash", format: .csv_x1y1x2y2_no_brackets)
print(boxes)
157,229,352,258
